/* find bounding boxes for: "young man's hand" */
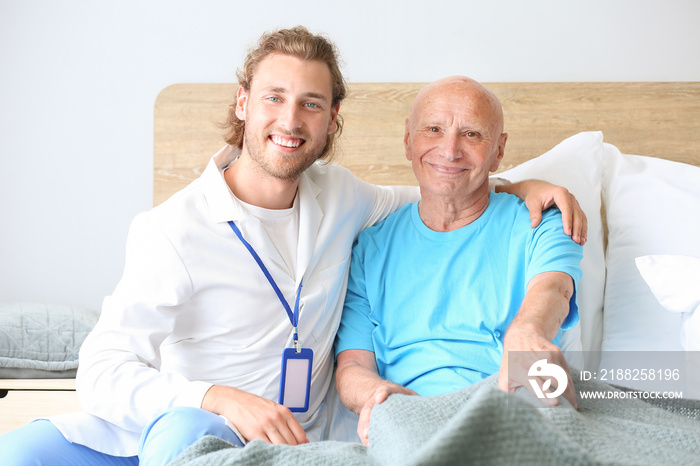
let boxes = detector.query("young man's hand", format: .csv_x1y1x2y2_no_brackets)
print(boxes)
497,180,588,245
202,385,308,445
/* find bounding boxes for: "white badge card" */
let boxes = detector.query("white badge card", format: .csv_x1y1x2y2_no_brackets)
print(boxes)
279,347,313,412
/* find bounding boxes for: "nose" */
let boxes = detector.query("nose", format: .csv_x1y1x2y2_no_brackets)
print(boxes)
440,132,462,161
280,102,303,131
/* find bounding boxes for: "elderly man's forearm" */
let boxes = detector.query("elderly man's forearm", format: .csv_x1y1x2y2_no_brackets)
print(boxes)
512,271,574,341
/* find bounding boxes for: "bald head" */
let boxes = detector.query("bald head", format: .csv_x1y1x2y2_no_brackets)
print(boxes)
408,76,505,136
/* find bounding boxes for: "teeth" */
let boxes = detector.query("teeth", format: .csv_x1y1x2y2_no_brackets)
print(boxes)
271,135,302,148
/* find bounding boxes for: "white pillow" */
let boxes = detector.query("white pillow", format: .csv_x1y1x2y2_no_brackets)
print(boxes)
635,255,700,351
499,131,606,371
636,254,700,399
600,145,700,369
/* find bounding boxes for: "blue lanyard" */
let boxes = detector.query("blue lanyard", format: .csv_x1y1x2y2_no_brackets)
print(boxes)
228,221,304,352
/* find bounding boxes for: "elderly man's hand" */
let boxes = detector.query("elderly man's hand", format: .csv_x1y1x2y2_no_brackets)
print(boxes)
497,180,587,245
497,326,577,409
356,383,418,445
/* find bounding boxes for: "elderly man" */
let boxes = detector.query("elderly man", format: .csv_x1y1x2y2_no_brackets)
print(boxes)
335,76,583,445
0,28,586,466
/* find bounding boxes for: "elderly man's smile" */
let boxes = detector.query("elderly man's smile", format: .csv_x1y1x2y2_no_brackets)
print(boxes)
428,162,468,175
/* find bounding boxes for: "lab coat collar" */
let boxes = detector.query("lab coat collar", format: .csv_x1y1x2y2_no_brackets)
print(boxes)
202,145,324,284
203,145,245,224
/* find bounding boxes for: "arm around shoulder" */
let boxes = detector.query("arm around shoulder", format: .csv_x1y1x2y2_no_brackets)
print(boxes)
496,179,588,245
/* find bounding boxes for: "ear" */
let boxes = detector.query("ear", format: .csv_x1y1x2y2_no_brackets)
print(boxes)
404,118,413,161
328,104,340,134
235,86,248,121
490,132,508,172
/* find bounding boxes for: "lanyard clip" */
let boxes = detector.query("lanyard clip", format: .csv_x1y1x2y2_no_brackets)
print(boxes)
293,327,301,353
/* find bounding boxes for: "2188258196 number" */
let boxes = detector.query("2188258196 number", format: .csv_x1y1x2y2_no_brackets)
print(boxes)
580,368,681,382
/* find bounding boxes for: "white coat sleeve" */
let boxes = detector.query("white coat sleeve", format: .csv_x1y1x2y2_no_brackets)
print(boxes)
76,212,212,432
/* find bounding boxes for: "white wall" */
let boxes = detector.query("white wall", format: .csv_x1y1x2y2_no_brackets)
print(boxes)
2,0,699,310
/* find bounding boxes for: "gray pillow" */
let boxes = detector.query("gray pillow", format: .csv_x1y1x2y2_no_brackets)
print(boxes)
0,302,99,378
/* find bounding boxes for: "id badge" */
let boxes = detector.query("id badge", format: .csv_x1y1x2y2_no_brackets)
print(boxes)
279,347,313,412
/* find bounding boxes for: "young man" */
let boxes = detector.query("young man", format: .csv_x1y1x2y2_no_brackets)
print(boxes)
0,28,586,466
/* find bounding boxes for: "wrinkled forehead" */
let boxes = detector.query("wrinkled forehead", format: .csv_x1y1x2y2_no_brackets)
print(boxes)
411,79,503,131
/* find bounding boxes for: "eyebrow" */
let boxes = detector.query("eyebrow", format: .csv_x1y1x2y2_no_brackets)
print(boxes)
263,86,330,103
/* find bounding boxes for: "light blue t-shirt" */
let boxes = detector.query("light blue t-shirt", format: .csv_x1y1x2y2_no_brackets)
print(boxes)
335,192,583,396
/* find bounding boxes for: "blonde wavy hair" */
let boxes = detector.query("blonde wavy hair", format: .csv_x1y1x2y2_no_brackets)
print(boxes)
222,26,347,162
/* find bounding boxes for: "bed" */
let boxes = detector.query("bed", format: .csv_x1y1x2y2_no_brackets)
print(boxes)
157,82,700,464
2,83,699,459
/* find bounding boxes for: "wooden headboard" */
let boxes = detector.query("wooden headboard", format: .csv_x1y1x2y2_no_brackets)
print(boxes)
154,82,700,206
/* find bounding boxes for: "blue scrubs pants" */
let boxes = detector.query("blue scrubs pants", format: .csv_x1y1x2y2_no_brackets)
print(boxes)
0,407,244,466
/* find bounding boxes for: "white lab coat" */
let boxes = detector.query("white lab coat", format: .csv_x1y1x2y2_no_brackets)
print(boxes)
50,146,418,456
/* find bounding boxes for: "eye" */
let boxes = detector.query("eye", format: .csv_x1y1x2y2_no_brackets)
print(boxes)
304,102,320,108
466,131,478,138
428,126,440,133
267,96,281,102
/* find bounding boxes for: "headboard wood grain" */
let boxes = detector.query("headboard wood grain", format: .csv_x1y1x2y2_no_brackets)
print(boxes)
154,82,700,206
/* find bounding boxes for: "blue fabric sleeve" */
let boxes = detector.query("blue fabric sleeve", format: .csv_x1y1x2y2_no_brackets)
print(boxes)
334,236,376,357
526,208,583,331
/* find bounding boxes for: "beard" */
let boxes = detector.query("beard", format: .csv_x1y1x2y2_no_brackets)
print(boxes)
243,128,326,181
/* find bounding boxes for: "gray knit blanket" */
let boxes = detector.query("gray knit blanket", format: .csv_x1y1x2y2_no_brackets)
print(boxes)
170,373,700,466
